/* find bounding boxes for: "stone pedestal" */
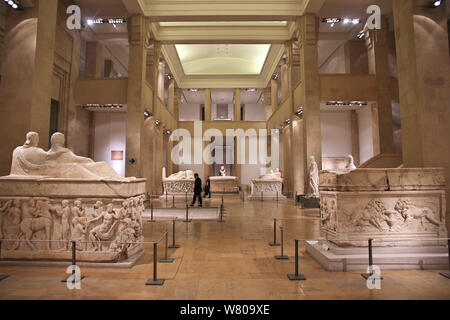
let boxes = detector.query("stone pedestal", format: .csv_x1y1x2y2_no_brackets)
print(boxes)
210,176,239,193
0,176,146,263
298,195,320,208
248,179,286,200
306,168,448,271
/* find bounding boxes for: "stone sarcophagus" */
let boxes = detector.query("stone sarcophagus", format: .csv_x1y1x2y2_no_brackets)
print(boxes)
249,179,285,200
318,168,447,247
161,168,194,198
210,176,239,193
0,132,146,264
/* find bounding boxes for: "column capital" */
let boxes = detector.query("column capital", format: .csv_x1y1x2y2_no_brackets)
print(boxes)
364,15,389,50
127,15,152,47
296,14,319,48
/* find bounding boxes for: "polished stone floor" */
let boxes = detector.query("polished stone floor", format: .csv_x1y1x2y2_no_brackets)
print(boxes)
0,195,449,300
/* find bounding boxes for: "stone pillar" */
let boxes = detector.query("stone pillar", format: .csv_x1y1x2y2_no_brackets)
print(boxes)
234,88,241,121
270,78,278,112
291,119,305,194
393,0,450,229
204,88,212,121
174,88,182,122
126,15,150,178
280,58,289,103
203,138,213,180
157,59,165,102
282,125,292,194
263,87,273,120
366,16,395,154
371,103,381,156
30,0,58,149
85,41,102,78
350,110,360,166
296,14,322,191
154,124,163,194
168,78,175,114
231,137,241,186
104,59,113,77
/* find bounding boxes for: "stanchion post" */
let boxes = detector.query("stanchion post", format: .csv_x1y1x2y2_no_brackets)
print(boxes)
148,203,155,222
185,192,188,203
218,203,225,223
172,195,175,208
165,191,168,202
275,227,289,260
361,238,383,280
169,219,180,248
288,239,306,280
62,240,85,283
276,191,278,202
221,195,224,206
146,243,165,285
439,239,450,279
0,240,10,281
160,230,174,263
269,218,280,246
184,204,192,223
261,191,263,202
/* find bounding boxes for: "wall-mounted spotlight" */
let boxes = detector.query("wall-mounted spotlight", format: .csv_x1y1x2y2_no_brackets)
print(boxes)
166,74,174,80
4,0,21,10
356,30,365,39
188,88,199,92
163,129,172,135
155,120,161,126
295,107,303,116
272,73,280,80
144,109,152,118
285,119,292,125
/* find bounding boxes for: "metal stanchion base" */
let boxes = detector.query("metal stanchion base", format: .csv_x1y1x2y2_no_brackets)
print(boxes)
269,242,280,247
275,255,289,260
183,219,192,223
0,274,9,281
439,272,450,279
146,279,165,286
288,274,306,281
169,244,180,249
159,258,174,263
218,219,225,223
361,273,383,280
61,275,85,283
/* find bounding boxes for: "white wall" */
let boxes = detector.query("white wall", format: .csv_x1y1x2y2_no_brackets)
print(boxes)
244,104,266,121
179,104,201,121
319,45,346,74
321,111,352,158
357,106,374,164
94,112,126,177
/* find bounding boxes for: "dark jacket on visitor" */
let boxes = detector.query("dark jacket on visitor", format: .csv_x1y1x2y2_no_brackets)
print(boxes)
194,177,202,194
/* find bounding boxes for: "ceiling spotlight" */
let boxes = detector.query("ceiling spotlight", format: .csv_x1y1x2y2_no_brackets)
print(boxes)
5,0,20,10
343,18,351,24
432,0,442,6
356,31,365,39
188,88,199,92
144,109,152,118
87,19,94,26
352,19,361,25
155,120,161,126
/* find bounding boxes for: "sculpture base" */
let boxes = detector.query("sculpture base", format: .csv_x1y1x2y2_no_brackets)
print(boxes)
298,195,320,208
162,180,194,197
306,240,449,271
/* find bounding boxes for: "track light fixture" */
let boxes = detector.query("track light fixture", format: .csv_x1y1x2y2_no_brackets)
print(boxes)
4,0,20,10
144,109,152,118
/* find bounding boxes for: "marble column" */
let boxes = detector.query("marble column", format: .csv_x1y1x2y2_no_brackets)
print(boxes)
85,41,102,78
168,78,175,114
280,58,289,103
126,15,150,178
282,125,292,194
291,119,305,194
393,0,450,229
30,0,58,149
263,87,273,120
296,14,322,191
153,123,164,194
270,78,278,112
366,16,395,154
157,59,165,102
231,137,241,186
174,88,182,122
234,88,241,121
204,88,212,121
350,110,360,166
